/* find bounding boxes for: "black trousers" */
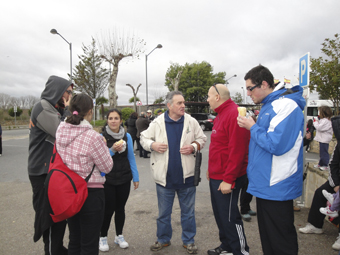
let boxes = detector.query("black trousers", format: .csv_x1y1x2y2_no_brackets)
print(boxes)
307,181,337,228
29,175,67,255
68,188,105,255
210,175,249,255
101,181,131,237
0,135,2,154
239,178,253,214
256,198,298,255
137,138,148,157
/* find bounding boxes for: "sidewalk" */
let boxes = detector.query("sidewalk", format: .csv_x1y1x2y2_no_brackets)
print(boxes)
0,181,339,255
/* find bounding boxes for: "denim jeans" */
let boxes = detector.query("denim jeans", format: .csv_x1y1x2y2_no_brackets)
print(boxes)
156,184,196,245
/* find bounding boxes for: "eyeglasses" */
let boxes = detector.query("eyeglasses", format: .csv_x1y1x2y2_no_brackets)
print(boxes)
247,83,262,92
213,84,220,95
66,90,73,95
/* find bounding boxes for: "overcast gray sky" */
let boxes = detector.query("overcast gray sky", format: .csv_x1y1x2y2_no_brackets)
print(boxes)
1,0,339,105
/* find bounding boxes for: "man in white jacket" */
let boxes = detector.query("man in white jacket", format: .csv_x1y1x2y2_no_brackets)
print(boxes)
140,91,207,254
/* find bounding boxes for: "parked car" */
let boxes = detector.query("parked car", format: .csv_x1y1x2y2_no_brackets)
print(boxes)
191,113,216,131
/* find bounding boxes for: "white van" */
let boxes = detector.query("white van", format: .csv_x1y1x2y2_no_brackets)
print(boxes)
306,100,334,120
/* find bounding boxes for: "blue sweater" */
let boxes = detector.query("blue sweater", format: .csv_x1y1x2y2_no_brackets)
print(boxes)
164,111,194,189
247,85,306,201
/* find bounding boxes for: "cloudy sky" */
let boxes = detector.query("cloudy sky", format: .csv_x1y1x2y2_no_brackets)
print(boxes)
1,0,340,106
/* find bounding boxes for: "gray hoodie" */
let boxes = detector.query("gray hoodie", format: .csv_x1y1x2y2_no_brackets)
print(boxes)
28,75,73,176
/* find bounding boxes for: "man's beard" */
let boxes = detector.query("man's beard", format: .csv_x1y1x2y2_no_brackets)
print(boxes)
57,98,65,108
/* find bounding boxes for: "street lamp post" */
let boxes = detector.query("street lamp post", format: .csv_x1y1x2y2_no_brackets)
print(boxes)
50,29,72,81
226,74,237,84
241,87,246,104
145,44,162,107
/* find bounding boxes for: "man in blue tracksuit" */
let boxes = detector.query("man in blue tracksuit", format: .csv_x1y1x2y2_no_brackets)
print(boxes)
238,65,305,255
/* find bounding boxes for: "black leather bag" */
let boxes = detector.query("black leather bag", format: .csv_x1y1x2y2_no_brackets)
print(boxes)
192,141,202,186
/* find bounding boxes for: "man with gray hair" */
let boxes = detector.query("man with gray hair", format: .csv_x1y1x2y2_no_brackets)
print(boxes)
141,91,207,254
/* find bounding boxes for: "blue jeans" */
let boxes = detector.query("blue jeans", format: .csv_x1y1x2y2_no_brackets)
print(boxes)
156,184,196,245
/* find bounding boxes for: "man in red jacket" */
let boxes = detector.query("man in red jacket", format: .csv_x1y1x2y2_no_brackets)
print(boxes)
206,84,250,255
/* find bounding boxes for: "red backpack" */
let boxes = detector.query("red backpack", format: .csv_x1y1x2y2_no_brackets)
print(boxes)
45,144,95,223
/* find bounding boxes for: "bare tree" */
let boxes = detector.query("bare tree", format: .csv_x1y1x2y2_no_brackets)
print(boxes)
26,95,39,109
171,70,183,91
97,29,145,108
126,83,142,111
0,93,11,109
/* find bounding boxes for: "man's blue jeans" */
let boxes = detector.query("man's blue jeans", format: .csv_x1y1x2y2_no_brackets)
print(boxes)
156,184,196,245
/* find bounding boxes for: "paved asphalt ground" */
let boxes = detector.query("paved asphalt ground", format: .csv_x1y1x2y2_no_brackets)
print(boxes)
0,129,339,255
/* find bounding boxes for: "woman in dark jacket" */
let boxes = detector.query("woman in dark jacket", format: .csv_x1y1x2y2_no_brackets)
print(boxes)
99,109,139,252
125,112,138,151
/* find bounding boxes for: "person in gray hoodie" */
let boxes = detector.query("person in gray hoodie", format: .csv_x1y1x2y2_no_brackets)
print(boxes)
28,75,73,255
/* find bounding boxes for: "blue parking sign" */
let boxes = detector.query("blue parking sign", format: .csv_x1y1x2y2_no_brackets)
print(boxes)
299,52,310,87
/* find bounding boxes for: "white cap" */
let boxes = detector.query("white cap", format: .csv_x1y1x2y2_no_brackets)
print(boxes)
147,110,152,113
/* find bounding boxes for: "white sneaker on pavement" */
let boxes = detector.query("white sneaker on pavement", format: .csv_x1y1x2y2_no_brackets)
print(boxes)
320,206,339,218
320,166,330,171
99,236,109,252
115,235,129,249
322,189,334,205
332,234,340,250
298,223,323,234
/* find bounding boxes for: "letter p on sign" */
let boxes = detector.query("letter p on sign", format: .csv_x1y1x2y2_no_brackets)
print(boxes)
299,52,310,87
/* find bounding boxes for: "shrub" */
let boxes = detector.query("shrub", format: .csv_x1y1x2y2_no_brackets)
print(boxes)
121,108,135,122
8,107,23,117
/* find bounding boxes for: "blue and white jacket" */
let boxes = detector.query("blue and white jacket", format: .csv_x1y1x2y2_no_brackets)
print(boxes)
247,84,306,201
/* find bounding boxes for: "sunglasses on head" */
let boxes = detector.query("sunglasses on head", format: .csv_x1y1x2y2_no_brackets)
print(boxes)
213,84,220,95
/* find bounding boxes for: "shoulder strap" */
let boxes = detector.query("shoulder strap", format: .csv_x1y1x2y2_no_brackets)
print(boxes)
192,141,200,152
84,165,96,183
55,141,95,183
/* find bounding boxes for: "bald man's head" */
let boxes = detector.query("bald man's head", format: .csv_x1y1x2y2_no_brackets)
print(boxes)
207,84,231,110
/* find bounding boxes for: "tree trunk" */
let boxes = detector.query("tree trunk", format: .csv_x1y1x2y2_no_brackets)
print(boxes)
108,64,119,108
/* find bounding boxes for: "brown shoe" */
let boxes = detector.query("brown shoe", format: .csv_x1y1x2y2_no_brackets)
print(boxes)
183,243,198,254
294,206,301,212
150,241,171,251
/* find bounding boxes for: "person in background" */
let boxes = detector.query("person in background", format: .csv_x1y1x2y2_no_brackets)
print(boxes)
136,112,150,158
206,84,249,255
28,75,73,255
240,115,257,222
56,93,113,255
237,65,305,255
313,106,333,171
299,115,340,251
0,123,2,156
140,91,207,254
99,109,139,252
125,112,138,151
304,119,316,152
156,109,163,117
147,109,155,121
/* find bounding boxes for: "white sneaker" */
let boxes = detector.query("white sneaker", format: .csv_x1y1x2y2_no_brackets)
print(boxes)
99,237,109,252
320,166,330,171
115,235,129,249
314,164,320,168
320,206,339,218
332,234,340,250
322,189,334,205
299,223,323,234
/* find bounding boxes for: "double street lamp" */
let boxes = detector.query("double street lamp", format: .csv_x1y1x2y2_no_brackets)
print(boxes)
145,44,162,107
50,29,72,81
226,74,237,84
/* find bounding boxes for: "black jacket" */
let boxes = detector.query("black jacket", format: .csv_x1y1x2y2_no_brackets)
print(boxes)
125,117,137,140
102,129,132,186
329,116,340,187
